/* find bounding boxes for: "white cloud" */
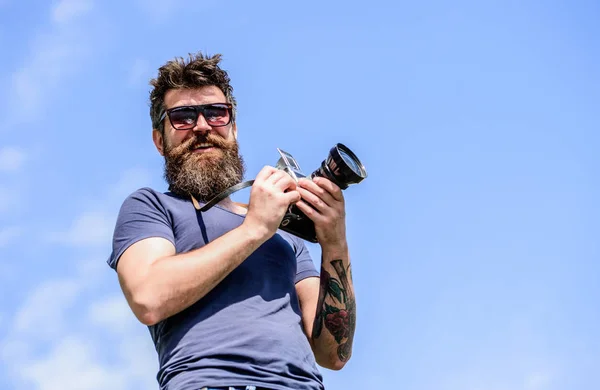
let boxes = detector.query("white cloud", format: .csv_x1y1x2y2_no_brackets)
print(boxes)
86,295,159,387
13,279,83,339
20,333,158,390
4,0,97,127
4,285,158,389
0,146,26,172
1,165,162,389
20,336,128,390
4,301,157,390
525,372,551,390
75,255,111,283
46,167,153,248
135,0,186,23
2,256,158,389
1,277,85,372
48,211,115,247
1,339,32,366
52,0,94,24
11,27,89,117
1,251,158,388
115,333,159,389
87,295,133,329
0,225,21,247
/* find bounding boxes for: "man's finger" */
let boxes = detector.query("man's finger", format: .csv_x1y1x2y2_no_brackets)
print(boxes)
313,177,344,202
298,178,335,207
267,170,288,186
284,190,301,204
254,165,277,183
297,187,329,213
275,174,298,192
294,200,324,222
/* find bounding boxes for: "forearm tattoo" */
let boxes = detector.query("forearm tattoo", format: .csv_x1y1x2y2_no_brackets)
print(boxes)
313,258,356,362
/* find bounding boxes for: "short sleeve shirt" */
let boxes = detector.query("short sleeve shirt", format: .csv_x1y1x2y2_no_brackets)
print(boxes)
107,188,324,390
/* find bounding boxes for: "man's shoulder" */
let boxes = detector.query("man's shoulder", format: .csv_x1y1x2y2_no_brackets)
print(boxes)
119,187,190,219
124,186,166,200
122,187,182,204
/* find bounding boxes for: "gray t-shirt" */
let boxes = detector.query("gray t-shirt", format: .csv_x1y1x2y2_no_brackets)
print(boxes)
107,188,324,390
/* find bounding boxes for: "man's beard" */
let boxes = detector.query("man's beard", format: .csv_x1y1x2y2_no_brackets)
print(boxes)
163,132,245,202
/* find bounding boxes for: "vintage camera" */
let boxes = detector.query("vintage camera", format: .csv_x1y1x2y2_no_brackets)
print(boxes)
276,143,367,242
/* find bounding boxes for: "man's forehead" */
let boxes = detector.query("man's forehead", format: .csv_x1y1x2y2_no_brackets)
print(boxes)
164,86,225,107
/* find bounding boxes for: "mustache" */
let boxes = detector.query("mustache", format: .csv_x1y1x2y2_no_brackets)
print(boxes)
190,133,231,149
169,133,234,155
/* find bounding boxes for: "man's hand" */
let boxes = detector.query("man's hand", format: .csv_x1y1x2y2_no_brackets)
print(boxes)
243,166,302,239
295,176,347,247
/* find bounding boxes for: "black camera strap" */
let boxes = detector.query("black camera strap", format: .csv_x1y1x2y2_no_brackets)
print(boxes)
191,180,255,212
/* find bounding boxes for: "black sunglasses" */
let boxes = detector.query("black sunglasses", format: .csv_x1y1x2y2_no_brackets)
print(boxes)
159,103,233,130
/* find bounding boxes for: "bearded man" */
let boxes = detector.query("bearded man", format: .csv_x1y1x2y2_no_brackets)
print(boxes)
107,52,356,390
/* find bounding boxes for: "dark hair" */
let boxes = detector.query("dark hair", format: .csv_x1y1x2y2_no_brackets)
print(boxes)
149,52,236,132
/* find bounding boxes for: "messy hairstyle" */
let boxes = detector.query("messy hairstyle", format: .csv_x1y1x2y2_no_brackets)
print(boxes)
149,52,236,132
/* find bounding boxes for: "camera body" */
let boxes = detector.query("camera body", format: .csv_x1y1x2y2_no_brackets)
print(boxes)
276,148,319,242
275,144,367,243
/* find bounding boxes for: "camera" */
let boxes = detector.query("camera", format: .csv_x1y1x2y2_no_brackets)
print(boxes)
276,143,368,242
196,143,367,243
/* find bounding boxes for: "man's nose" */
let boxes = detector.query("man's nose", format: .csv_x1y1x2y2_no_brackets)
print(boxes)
192,114,212,132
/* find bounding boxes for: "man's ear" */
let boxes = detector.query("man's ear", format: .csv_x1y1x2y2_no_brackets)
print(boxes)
152,129,165,156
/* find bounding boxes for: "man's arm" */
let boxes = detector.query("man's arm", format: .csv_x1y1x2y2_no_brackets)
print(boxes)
295,177,356,370
116,166,301,326
117,225,268,326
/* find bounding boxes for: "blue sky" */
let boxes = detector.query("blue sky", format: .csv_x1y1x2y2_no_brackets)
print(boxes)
1,0,598,389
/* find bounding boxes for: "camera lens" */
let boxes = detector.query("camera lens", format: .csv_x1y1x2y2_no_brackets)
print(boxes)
312,143,367,189
339,148,365,177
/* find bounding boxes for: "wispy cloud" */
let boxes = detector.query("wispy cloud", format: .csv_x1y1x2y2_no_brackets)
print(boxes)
1,166,160,388
20,336,128,390
47,210,116,247
51,0,94,24
13,279,83,337
1,275,87,369
87,295,132,329
3,279,158,390
134,0,188,23
525,372,552,390
0,147,26,172
4,0,98,128
11,27,90,117
47,167,154,248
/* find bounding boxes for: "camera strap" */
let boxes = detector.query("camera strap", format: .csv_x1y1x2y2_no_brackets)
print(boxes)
191,180,255,212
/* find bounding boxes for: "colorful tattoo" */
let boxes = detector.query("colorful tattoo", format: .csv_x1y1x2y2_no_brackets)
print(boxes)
314,258,356,362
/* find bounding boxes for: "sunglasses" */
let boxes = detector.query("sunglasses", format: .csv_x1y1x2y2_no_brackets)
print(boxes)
159,103,233,130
